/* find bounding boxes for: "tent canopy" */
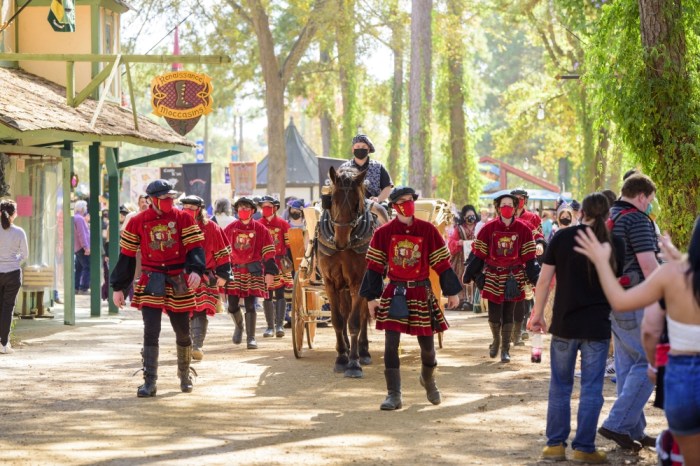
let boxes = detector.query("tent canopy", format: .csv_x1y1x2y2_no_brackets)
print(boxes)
480,188,572,202
256,118,319,187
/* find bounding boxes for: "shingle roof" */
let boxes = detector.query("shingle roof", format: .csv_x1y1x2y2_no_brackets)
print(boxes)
0,66,193,148
256,118,319,187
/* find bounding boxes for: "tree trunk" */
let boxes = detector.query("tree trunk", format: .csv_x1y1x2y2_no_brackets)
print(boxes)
319,48,334,158
408,0,433,196
336,0,358,145
446,0,467,205
387,0,404,183
265,77,287,199
638,0,697,242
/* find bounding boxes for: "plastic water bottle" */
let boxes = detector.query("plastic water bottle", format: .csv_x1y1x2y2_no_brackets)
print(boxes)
530,332,543,363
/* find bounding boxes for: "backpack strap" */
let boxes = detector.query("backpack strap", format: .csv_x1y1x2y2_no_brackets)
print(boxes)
605,207,637,231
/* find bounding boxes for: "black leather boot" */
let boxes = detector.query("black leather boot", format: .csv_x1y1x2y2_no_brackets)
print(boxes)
512,320,524,346
501,323,513,363
230,310,244,345
191,314,208,360
488,321,501,358
275,299,286,337
380,368,403,410
419,364,441,405
137,346,158,397
263,301,275,337
177,344,196,393
245,311,258,349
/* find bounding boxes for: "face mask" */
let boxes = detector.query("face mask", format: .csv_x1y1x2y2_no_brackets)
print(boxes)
353,148,369,160
517,199,525,209
154,197,174,213
466,215,476,224
645,203,653,215
289,211,302,220
262,206,274,217
499,205,515,219
238,209,252,221
183,208,198,219
394,200,415,217
559,217,572,226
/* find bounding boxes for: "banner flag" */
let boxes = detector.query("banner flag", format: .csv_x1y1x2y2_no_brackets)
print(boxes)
129,167,161,202
48,0,76,32
160,167,185,193
229,162,257,197
317,157,347,189
182,163,212,208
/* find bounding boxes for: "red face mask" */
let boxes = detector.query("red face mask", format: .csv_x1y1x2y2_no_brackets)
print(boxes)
394,200,415,217
183,208,198,219
238,209,252,221
154,197,174,213
517,198,525,209
499,205,515,219
262,206,274,218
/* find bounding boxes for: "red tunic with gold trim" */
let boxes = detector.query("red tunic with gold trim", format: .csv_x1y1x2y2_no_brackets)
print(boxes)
194,219,232,315
119,207,205,313
516,209,544,242
222,219,276,298
471,217,536,304
365,217,451,336
259,215,292,290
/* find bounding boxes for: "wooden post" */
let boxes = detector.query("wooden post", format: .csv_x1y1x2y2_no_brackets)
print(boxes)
89,142,101,317
62,142,75,325
106,148,120,315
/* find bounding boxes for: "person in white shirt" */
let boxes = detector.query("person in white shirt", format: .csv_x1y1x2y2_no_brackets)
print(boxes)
0,199,29,354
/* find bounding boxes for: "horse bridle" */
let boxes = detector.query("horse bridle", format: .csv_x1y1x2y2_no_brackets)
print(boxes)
328,183,365,229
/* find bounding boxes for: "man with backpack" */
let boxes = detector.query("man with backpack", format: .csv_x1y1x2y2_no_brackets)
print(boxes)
598,174,660,451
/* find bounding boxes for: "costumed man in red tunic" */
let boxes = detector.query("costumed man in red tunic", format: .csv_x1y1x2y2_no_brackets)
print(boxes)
360,187,462,411
223,197,278,349
463,193,540,363
110,180,205,397
510,188,547,346
257,196,293,338
179,195,233,361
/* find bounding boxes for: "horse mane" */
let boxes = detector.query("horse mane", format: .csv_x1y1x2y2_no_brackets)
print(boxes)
333,166,366,214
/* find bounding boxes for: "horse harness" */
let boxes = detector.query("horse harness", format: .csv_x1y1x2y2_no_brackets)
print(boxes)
316,199,378,256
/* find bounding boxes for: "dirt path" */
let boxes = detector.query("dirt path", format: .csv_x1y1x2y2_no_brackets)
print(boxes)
3,299,665,465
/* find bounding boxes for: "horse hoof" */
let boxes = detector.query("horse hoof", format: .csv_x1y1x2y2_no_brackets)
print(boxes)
333,363,347,373
359,356,372,366
344,369,364,378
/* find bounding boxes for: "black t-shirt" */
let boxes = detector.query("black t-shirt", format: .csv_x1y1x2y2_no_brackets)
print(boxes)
544,224,626,340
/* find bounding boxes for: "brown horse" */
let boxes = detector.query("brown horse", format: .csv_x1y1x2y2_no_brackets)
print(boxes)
317,166,387,378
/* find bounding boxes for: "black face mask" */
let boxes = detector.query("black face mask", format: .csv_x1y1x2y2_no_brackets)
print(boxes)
353,148,369,160
289,212,302,220
466,215,476,223
559,217,572,226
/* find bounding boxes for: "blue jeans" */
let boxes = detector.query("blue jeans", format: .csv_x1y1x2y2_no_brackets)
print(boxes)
546,336,609,452
664,354,700,436
74,248,90,292
602,309,654,440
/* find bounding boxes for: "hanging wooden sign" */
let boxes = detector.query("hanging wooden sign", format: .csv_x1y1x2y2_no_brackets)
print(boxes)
151,71,213,136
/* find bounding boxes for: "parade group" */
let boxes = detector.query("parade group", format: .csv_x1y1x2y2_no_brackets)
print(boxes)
1,133,699,465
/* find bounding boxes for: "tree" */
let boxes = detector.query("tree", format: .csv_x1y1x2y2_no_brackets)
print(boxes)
408,0,433,195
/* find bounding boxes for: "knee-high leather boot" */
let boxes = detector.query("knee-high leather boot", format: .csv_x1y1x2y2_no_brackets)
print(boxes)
245,311,258,349
501,323,513,363
512,320,524,346
380,368,403,410
419,364,441,405
137,346,158,397
263,300,275,337
230,310,243,345
191,314,208,360
488,321,501,358
177,344,196,393
275,298,286,337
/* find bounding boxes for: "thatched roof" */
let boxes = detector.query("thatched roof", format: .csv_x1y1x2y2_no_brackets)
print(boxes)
0,67,193,149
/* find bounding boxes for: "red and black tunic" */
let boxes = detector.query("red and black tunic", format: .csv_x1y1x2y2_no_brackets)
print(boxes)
112,206,205,313
259,215,292,290
194,220,232,315
222,219,278,298
471,218,536,304
360,217,462,336
517,209,545,243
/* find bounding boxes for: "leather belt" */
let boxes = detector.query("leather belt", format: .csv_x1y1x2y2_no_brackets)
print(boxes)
389,280,430,288
486,265,522,272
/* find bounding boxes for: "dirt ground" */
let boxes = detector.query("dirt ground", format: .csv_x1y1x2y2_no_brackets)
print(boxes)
3,296,666,466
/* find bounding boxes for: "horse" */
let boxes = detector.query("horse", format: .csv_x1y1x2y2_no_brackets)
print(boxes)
316,166,388,378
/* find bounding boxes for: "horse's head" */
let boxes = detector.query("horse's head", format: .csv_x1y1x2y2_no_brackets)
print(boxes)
328,166,366,249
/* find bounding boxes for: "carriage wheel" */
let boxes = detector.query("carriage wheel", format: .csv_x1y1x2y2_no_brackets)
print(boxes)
437,331,444,349
291,274,306,359
306,321,317,349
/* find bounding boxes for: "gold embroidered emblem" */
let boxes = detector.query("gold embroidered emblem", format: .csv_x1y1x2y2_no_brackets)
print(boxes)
235,232,253,250
148,224,176,251
392,239,421,268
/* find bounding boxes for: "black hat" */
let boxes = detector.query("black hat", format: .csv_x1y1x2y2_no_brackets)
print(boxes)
258,195,280,209
119,205,129,215
388,186,418,205
233,196,257,213
180,195,205,208
352,134,375,153
494,193,519,206
510,188,529,198
570,200,581,211
145,179,178,197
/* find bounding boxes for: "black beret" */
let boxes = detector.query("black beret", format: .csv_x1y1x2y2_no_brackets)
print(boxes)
388,186,419,204
233,197,257,213
510,188,529,198
258,195,280,209
145,179,178,197
494,193,519,206
352,134,375,153
180,195,205,208
119,205,130,215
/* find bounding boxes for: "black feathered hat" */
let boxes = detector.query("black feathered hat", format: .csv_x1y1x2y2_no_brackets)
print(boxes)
388,186,419,205
180,195,205,208
258,195,280,210
233,197,257,213
493,193,519,207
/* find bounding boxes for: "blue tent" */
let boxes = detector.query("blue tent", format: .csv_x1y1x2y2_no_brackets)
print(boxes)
480,188,572,202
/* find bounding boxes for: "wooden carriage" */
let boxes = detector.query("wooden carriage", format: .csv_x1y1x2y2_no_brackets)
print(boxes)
288,199,453,358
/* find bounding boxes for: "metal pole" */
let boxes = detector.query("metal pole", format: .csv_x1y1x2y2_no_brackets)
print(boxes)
89,142,101,317
62,142,75,325
106,148,120,315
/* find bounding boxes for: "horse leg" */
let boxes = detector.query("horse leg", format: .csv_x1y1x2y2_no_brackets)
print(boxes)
344,294,364,378
328,291,349,373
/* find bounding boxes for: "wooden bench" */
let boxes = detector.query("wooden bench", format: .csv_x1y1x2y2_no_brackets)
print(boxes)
21,266,55,319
